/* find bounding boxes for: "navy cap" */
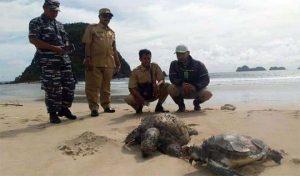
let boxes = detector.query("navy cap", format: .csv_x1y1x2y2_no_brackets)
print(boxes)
44,0,60,11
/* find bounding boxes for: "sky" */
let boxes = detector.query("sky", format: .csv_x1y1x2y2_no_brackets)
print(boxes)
0,0,299,81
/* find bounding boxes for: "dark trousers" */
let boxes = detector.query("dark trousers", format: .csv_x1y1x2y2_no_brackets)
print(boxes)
39,54,76,114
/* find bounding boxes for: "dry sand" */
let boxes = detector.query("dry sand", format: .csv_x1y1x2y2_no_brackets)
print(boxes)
0,102,299,176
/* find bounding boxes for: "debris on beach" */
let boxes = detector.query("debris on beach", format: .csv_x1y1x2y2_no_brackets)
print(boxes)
58,131,116,158
221,104,236,111
291,158,300,165
0,103,23,107
202,108,217,110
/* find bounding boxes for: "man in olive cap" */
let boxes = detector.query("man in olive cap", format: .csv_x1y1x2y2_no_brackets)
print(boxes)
28,0,77,124
168,44,213,112
82,8,121,117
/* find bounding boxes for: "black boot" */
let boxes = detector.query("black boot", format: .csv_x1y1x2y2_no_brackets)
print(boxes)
155,103,169,113
193,98,201,111
58,107,77,120
104,107,116,113
171,96,185,112
135,106,143,114
50,112,61,124
91,110,99,117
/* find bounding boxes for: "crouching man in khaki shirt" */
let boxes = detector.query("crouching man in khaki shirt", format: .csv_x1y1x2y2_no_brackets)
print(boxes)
125,49,169,114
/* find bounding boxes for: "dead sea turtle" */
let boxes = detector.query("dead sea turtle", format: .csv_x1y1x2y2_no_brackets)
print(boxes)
183,133,283,176
125,113,198,157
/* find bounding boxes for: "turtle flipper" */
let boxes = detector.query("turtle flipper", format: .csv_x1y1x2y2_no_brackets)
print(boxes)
187,127,198,136
207,160,243,176
159,143,182,157
141,128,160,157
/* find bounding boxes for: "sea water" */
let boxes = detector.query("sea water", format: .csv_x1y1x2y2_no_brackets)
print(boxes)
1,70,299,108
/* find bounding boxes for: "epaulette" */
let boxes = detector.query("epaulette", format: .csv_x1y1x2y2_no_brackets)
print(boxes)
151,62,158,67
90,23,98,27
132,67,140,72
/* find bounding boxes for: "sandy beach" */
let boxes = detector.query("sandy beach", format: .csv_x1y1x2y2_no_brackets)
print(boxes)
0,101,299,176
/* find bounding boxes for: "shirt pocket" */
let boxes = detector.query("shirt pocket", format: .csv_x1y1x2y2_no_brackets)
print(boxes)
93,31,105,41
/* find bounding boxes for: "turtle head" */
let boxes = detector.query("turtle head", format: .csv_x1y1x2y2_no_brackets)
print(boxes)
181,145,206,164
125,128,141,145
141,128,160,157
269,149,283,164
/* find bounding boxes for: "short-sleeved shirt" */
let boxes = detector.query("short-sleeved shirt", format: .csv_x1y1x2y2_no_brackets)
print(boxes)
82,23,118,68
29,13,68,54
128,63,165,89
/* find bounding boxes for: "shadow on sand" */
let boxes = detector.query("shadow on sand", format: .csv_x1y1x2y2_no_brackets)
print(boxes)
0,114,95,138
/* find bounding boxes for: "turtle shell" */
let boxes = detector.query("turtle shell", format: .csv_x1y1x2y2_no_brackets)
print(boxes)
139,113,191,146
203,133,268,159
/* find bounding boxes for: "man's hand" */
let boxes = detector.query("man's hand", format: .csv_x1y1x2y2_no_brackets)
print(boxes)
130,89,145,107
113,65,121,76
83,57,93,71
53,46,65,55
29,38,65,55
182,83,196,97
135,94,145,107
153,84,159,98
116,65,121,72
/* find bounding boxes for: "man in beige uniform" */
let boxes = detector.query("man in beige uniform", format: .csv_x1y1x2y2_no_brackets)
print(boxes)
125,49,169,114
82,8,120,117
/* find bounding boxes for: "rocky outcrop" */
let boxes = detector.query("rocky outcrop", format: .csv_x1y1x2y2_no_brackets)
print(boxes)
269,67,286,71
14,23,131,83
236,65,266,72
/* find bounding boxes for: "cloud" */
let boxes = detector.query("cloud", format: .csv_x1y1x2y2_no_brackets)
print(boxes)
0,0,300,81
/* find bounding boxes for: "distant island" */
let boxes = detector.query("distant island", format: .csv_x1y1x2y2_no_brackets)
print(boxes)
14,23,131,83
236,65,266,72
298,67,300,70
0,81,14,85
269,67,286,71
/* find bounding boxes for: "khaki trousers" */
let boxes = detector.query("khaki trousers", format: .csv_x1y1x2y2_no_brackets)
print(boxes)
85,67,114,111
124,83,170,110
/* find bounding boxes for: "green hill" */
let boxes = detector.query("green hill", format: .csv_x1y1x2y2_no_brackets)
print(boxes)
14,23,131,83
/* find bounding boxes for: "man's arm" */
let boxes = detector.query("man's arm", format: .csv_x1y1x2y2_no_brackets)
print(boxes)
128,71,144,105
151,64,165,97
112,41,121,70
84,43,92,59
28,19,64,54
153,63,165,86
82,42,93,71
29,37,64,54
195,62,210,90
82,25,93,68
129,88,144,105
169,61,183,86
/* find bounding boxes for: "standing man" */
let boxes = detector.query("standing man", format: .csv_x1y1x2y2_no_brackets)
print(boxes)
28,0,77,124
82,8,121,117
125,49,169,114
168,44,212,112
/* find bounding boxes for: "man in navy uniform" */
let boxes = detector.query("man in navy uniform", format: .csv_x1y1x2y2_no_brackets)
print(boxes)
29,0,77,123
